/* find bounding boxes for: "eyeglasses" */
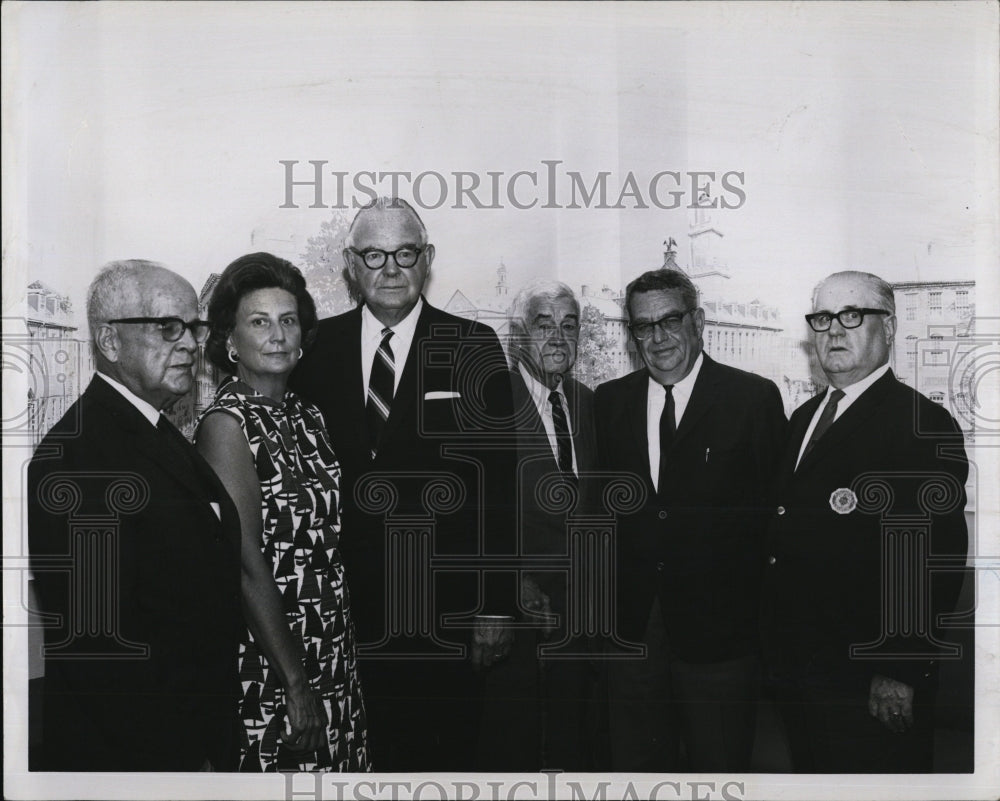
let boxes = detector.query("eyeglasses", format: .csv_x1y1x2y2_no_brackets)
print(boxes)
629,309,693,340
533,322,580,340
348,245,426,270
804,308,890,332
108,317,211,344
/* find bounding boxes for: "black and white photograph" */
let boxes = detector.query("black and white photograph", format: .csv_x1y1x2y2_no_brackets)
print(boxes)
3,2,998,799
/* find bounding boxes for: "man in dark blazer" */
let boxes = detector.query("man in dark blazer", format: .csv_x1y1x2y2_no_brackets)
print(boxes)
28,260,243,771
291,197,516,771
594,268,786,772
477,279,599,771
760,270,969,772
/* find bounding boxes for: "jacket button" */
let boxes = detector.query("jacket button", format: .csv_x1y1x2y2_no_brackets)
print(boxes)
656,561,665,571
776,506,786,515
658,510,668,520
768,555,777,565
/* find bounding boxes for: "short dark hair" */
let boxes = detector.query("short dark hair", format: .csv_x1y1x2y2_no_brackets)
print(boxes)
205,252,319,372
624,269,699,321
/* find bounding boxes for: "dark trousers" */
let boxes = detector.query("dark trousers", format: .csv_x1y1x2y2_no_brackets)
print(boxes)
768,676,935,772
361,658,484,772
477,628,598,772
607,599,759,772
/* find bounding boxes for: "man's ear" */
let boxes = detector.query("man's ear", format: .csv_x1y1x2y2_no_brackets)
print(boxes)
423,243,435,271
93,323,121,363
692,307,706,338
883,313,897,347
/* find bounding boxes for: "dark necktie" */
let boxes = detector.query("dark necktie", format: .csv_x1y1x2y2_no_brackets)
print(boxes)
657,384,675,492
548,390,575,478
366,327,395,459
802,388,845,458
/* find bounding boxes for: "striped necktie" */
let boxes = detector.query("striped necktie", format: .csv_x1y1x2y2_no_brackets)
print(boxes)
366,327,395,459
548,390,575,478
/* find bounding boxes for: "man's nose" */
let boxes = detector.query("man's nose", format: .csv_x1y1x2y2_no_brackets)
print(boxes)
652,324,669,343
827,317,847,336
382,257,403,276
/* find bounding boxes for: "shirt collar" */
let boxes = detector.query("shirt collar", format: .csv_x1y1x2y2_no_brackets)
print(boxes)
361,296,424,344
95,371,162,428
518,362,566,411
827,362,890,403
647,350,704,395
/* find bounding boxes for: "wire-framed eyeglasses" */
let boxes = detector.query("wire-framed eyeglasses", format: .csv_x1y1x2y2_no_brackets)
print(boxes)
108,317,211,344
348,246,426,270
805,308,890,332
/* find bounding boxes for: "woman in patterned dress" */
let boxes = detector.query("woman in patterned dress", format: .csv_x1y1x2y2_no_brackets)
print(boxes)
195,252,369,772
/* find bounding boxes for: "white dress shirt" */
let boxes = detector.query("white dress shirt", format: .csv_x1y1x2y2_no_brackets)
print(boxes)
517,363,578,476
360,297,423,402
795,363,891,469
647,352,704,492
96,371,161,428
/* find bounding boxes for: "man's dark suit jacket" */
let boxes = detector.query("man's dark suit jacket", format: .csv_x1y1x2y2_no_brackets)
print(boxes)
509,368,598,617
28,377,243,771
291,300,515,769
760,370,969,692
594,354,786,662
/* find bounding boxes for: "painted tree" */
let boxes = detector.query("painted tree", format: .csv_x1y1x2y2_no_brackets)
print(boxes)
298,211,359,316
574,302,620,388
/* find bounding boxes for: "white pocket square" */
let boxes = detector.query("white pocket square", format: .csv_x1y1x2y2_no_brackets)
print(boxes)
210,502,222,521
424,391,461,400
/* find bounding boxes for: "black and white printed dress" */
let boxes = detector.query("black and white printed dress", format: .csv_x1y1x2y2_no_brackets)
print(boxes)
199,377,369,772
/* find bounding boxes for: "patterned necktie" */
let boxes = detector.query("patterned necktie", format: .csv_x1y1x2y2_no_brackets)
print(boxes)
548,390,575,478
657,384,675,493
366,327,395,459
803,388,845,458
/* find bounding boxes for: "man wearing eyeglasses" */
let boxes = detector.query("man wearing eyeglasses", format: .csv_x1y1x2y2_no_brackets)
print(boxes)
760,270,969,772
291,197,516,771
594,268,786,772
27,260,242,771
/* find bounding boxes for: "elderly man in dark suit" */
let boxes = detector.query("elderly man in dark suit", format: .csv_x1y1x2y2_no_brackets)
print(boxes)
291,197,515,771
761,270,969,772
28,260,243,771
595,268,786,772
478,279,599,771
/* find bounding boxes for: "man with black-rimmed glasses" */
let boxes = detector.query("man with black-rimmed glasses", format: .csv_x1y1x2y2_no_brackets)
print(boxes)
761,270,969,772
594,267,786,771
291,197,516,771
28,260,243,771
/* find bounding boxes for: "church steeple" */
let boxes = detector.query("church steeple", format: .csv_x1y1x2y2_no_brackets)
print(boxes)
663,237,680,271
496,259,508,297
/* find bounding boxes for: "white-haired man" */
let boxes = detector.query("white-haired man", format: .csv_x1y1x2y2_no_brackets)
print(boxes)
28,260,242,771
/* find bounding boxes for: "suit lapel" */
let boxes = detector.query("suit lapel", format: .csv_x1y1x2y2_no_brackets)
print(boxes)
672,354,720,449
795,371,897,474
375,302,430,457
781,392,822,478
339,308,370,460
88,377,215,505
627,370,652,480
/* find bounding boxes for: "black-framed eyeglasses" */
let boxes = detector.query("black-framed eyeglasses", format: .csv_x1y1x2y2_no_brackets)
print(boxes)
805,308,890,332
108,317,211,344
629,309,693,340
348,245,426,270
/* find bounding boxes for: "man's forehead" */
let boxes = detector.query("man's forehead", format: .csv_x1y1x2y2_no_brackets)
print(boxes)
352,208,424,246
814,276,877,309
632,289,686,317
530,299,577,320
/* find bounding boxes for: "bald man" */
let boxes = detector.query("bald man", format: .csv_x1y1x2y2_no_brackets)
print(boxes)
292,198,516,771
28,261,243,771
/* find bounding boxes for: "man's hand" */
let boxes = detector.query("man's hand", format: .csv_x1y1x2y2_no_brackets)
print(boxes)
521,575,555,637
471,615,514,670
868,674,914,733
